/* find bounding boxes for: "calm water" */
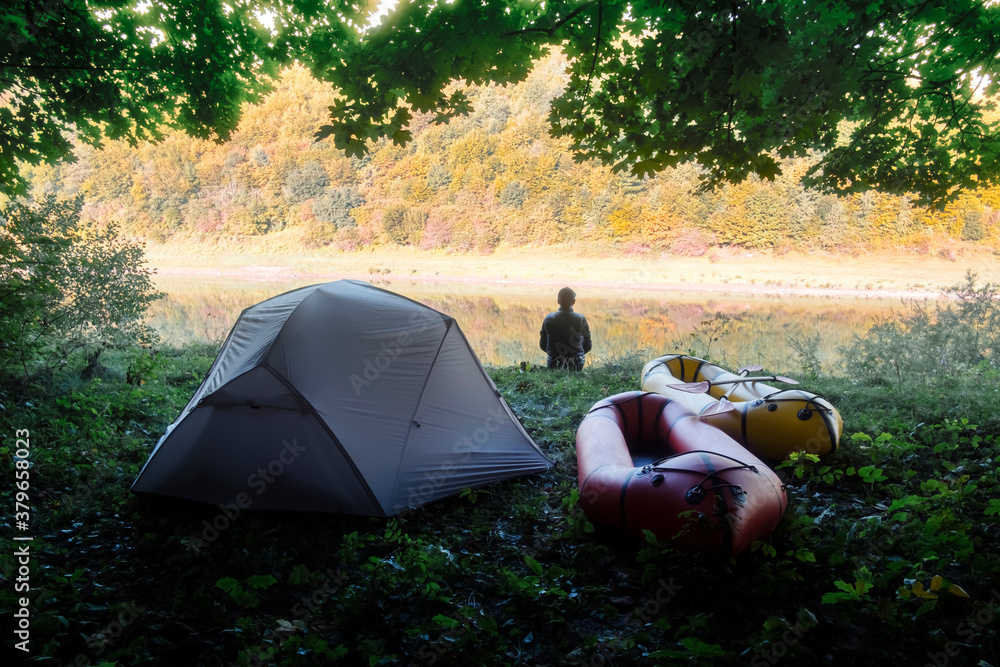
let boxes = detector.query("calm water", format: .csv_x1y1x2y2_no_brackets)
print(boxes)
147,276,904,373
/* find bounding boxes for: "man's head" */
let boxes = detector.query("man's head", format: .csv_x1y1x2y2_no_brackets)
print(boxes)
557,287,576,308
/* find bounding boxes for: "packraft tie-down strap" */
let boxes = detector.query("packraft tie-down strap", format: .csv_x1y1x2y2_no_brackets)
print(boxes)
584,391,662,415
636,450,758,505
640,450,759,475
679,467,754,505
759,390,834,413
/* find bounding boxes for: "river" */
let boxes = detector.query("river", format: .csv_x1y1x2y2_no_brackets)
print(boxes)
147,275,908,373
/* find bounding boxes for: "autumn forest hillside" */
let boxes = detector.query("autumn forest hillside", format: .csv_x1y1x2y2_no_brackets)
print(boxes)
22,55,1000,257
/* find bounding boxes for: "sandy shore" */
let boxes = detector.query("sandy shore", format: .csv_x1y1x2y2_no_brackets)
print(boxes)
146,242,1000,300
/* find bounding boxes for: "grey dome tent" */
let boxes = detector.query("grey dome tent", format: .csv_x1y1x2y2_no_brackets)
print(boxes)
132,280,552,515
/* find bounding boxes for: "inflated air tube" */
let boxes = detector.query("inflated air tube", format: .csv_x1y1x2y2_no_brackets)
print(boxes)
576,391,786,556
641,354,843,461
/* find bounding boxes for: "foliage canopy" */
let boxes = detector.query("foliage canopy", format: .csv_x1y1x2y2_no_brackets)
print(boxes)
287,0,1000,205
4,0,1000,205
1,0,277,196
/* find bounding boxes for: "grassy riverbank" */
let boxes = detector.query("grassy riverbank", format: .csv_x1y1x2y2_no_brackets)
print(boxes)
145,238,1000,298
2,280,999,665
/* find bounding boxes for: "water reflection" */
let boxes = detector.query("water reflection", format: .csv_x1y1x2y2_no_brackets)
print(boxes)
147,276,897,372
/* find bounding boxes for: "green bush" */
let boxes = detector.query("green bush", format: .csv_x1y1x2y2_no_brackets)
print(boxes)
961,209,986,243
312,186,364,229
499,180,528,209
839,271,1000,430
283,161,329,203
382,204,426,245
842,271,998,389
0,196,162,393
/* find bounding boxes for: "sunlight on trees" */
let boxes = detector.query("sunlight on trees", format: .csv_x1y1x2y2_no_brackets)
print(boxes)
8,60,1000,256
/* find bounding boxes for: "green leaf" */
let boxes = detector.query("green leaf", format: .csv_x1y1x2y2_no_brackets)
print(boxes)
289,564,311,586
478,614,499,636
432,614,461,629
679,637,727,657
245,574,277,590
524,555,544,578
215,577,240,594
986,499,1000,517
795,548,817,563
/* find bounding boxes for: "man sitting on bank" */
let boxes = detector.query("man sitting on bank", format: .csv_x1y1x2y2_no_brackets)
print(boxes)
539,287,592,371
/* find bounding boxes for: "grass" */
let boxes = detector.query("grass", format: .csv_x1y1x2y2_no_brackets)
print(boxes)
2,299,1000,666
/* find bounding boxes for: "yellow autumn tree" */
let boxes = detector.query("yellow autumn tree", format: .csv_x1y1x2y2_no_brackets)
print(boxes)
608,204,641,238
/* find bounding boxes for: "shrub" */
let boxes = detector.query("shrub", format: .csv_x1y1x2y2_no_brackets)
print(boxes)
0,196,162,392
284,161,330,203
670,228,715,256
961,210,986,242
841,271,999,393
225,204,271,236
250,147,269,165
419,212,453,249
499,180,528,209
382,205,426,245
313,186,364,229
427,164,452,191
607,205,640,237
302,219,337,248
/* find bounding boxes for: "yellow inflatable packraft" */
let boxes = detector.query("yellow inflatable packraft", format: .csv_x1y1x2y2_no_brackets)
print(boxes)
640,354,842,460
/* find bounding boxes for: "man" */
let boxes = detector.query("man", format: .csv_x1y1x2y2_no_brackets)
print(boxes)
539,287,592,370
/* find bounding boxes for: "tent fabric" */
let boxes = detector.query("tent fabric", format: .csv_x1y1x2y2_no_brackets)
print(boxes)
132,280,552,516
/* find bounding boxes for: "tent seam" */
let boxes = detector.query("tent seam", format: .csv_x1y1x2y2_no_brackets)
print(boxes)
132,356,257,486
260,362,385,516
388,319,453,512
451,324,553,467
256,283,322,371
191,283,320,418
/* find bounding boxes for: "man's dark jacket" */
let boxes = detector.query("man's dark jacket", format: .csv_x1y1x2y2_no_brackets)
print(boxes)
539,307,592,370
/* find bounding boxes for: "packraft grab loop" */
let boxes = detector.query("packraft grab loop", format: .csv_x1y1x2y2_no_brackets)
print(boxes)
686,479,747,505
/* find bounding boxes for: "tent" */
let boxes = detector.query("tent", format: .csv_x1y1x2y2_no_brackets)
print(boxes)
132,280,552,515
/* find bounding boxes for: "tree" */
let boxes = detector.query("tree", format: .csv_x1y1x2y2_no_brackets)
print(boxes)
284,161,330,203
0,196,161,390
381,204,426,244
313,186,365,229
499,180,528,209
1,0,277,197
288,0,1000,206
7,0,1000,207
